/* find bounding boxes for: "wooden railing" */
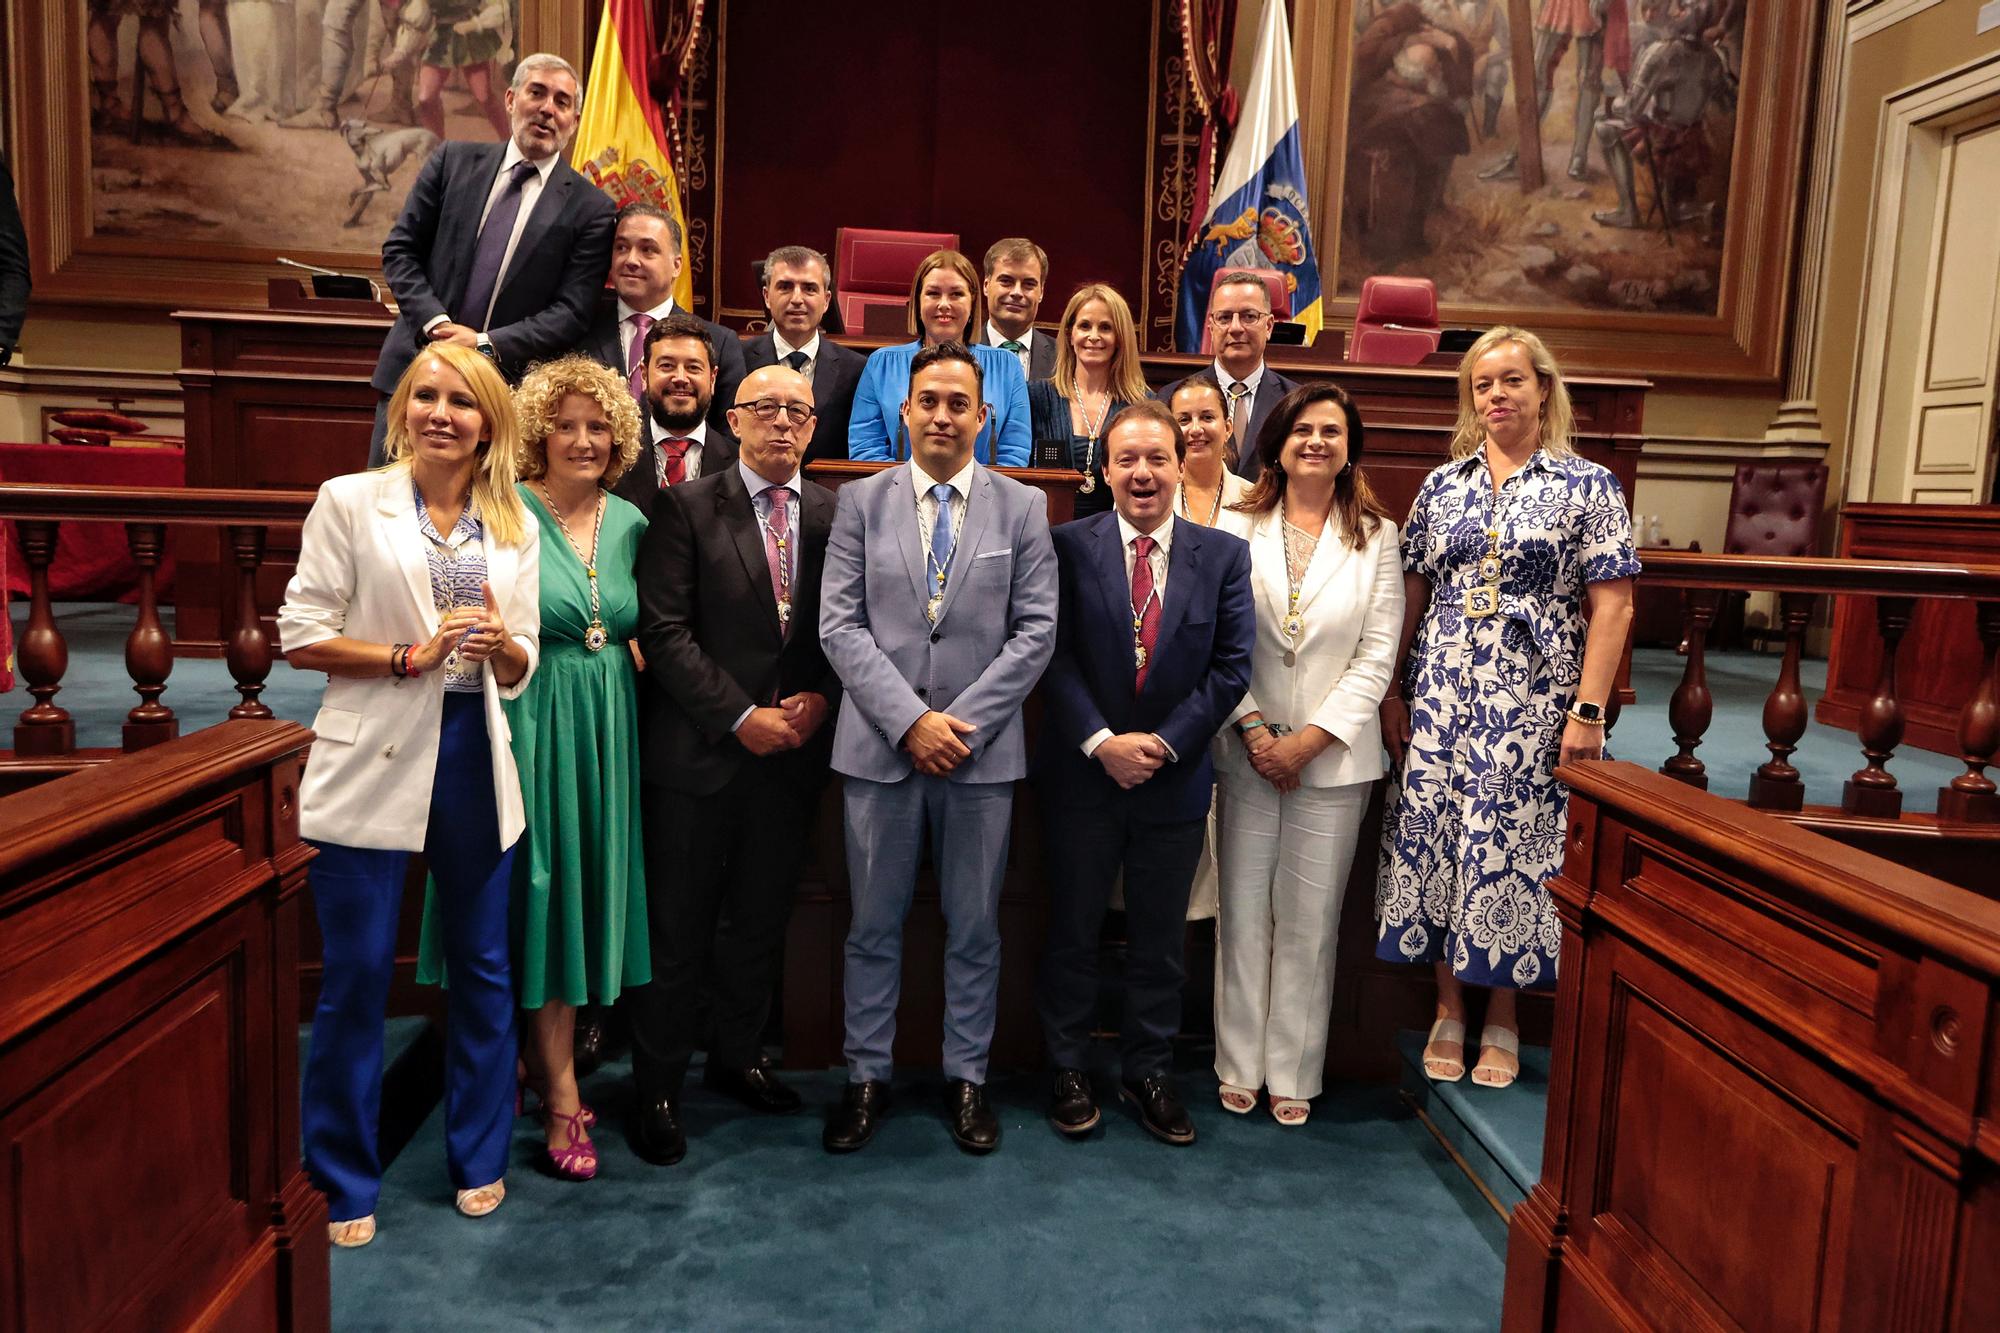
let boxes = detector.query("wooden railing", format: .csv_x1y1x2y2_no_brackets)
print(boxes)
0,482,315,762
1632,549,2000,824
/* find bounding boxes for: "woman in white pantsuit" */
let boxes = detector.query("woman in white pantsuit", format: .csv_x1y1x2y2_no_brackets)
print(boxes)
1213,382,1403,1124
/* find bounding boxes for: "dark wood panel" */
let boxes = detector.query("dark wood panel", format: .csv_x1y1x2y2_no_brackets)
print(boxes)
0,722,325,1333
1818,504,2000,756
1504,762,2000,1333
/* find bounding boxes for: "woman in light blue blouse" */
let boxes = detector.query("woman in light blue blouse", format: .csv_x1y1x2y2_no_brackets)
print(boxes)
847,248,1031,467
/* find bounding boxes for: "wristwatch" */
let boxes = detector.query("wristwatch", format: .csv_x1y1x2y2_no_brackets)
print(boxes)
1569,701,1605,724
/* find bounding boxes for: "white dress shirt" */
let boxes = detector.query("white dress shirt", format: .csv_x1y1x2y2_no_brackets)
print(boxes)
1081,514,1178,760
617,296,679,373
912,456,975,559
731,460,808,732
1212,357,1269,410
650,417,711,486
771,328,823,387
986,321,1036,379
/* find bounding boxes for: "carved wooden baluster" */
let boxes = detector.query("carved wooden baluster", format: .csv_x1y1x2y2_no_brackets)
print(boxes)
1747,591,1815,812
1659,588,1719,789
12,519,76,755
121,521,178,750
1937,599,2000,823
225,524,275,719
1842,594,1914,818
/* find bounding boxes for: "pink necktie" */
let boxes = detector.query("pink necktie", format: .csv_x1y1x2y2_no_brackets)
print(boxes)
763,488,792,626
1132,535,1160,690
627,312,652,400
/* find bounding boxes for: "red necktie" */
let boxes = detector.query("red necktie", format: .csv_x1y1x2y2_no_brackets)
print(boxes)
659,437,691,487
1132,534,1160,690
627,312,653,401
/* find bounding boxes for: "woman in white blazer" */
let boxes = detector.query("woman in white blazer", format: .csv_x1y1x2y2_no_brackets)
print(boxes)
278,343,540,1248
1212,382,1403,1125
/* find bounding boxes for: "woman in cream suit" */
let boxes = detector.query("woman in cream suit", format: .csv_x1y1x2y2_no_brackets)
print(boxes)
1212,382,1402,1124
279,343,540,1248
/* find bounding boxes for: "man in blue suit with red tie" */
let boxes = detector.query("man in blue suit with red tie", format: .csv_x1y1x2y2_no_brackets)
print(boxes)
1036,399,1254,1145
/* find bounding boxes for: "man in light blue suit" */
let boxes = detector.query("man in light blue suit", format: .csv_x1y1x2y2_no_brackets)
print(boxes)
818,341,1057,1156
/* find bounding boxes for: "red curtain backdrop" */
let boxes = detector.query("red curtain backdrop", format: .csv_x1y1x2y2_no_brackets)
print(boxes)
713,0,1154,326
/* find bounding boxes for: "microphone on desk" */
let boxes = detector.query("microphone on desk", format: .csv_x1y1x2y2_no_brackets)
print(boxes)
276,257,379,302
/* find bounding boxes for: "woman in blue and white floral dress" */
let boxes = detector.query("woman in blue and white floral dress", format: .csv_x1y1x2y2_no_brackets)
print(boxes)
1375,326,1637,1089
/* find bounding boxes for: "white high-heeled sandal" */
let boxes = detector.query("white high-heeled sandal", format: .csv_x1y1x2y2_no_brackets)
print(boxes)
455,1179,506,1218
1422,1017,1467,1082
1218,1083,1257,1115
1471,1026,1520,1089
328,1215,376,1248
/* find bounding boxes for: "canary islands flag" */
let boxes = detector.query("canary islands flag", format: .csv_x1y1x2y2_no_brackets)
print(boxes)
571,0,693,310
1175,0,1322,352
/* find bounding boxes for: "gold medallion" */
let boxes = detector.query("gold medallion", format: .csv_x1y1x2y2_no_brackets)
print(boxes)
1464,585,1499,619
583,621,608,652
776,598,792,625
926,593,944,623
1283,613,1303,639
1080,473,1097,494
1477,553,1503,584
1134,642,1148,670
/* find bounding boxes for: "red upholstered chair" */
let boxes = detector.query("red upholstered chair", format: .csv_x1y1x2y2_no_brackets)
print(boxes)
1198,269,1293,356
1349,275,1441,366
833,228,960,337
1721,460,1828,649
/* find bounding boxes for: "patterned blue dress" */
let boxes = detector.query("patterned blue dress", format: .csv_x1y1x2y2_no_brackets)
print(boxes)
1375,449,1639,989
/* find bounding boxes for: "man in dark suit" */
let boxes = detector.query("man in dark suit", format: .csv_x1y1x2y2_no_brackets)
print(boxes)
739,245,866,463
579,203,744,433
1036,399,1253,1146
1158,270,1299,483
626,362,839,1166
972,237,1057,382
610,312,738,521
369,54,615,465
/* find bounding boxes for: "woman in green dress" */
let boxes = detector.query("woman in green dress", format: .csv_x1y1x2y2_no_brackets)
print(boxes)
421,353,650,1180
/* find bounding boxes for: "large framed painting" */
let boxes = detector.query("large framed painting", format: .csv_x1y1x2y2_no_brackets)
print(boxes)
1330,0,1813,380
9,0,590,308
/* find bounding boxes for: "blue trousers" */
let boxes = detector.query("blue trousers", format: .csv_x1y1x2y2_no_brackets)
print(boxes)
301,693,517,1221
841,773,1015,1084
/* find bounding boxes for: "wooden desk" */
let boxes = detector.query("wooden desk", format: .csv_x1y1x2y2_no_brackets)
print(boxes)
174,307,387,652
1818,502,2000,755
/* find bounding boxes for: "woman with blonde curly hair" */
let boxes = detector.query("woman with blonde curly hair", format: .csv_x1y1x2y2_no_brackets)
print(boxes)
1374,326,1637,1091
417,353,648,1182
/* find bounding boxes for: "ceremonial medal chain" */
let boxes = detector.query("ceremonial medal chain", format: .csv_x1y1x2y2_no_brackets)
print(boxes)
1464,475,1510,621
1280,511,1319,668
1131,564,1159,672
1076,392,1109,495
756,494,794,628
542,483,609,651
1178,481,1223,528
920,491,960,624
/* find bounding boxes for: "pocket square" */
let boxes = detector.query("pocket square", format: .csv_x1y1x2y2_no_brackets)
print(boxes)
974,549,1012,560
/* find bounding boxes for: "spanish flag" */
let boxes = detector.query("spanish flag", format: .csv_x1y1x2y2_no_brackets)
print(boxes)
571,0,694,310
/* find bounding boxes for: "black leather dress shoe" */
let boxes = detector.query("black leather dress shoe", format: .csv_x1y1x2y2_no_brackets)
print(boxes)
1048,1068,1099,1137
630,1096,688,1166
1121,1074,1196,1146
704,1057,804,1114
823,1080,890,1154
573,1008,608,1078
946,1078,1000,1154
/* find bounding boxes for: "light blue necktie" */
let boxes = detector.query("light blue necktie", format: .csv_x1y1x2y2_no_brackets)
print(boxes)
929,482,956,577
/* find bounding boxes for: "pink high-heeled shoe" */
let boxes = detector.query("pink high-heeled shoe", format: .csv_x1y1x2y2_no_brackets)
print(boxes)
542,1105,598,1182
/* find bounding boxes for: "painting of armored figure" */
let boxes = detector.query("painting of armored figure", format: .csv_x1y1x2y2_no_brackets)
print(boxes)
1339,0,1745,316
87,0,520,252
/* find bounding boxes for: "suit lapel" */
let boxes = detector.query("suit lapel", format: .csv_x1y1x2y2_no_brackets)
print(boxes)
1091,516,1133,662
1294,515,1354,617
718,468,784,640
1147,518,1197,671
936,466,994,624
374,471,438,627
888,465,928,612
500,162,572,306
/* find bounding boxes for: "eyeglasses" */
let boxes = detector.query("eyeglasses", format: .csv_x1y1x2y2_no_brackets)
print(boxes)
733,399,815,425
1208,309,1272,327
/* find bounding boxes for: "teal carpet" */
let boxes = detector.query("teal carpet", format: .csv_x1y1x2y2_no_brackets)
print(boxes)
333,1056,1506,1333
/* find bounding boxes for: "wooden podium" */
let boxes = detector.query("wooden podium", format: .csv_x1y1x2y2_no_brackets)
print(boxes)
174,287,392,652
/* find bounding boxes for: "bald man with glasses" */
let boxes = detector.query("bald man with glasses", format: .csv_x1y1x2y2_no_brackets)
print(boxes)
626,364,840,1166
